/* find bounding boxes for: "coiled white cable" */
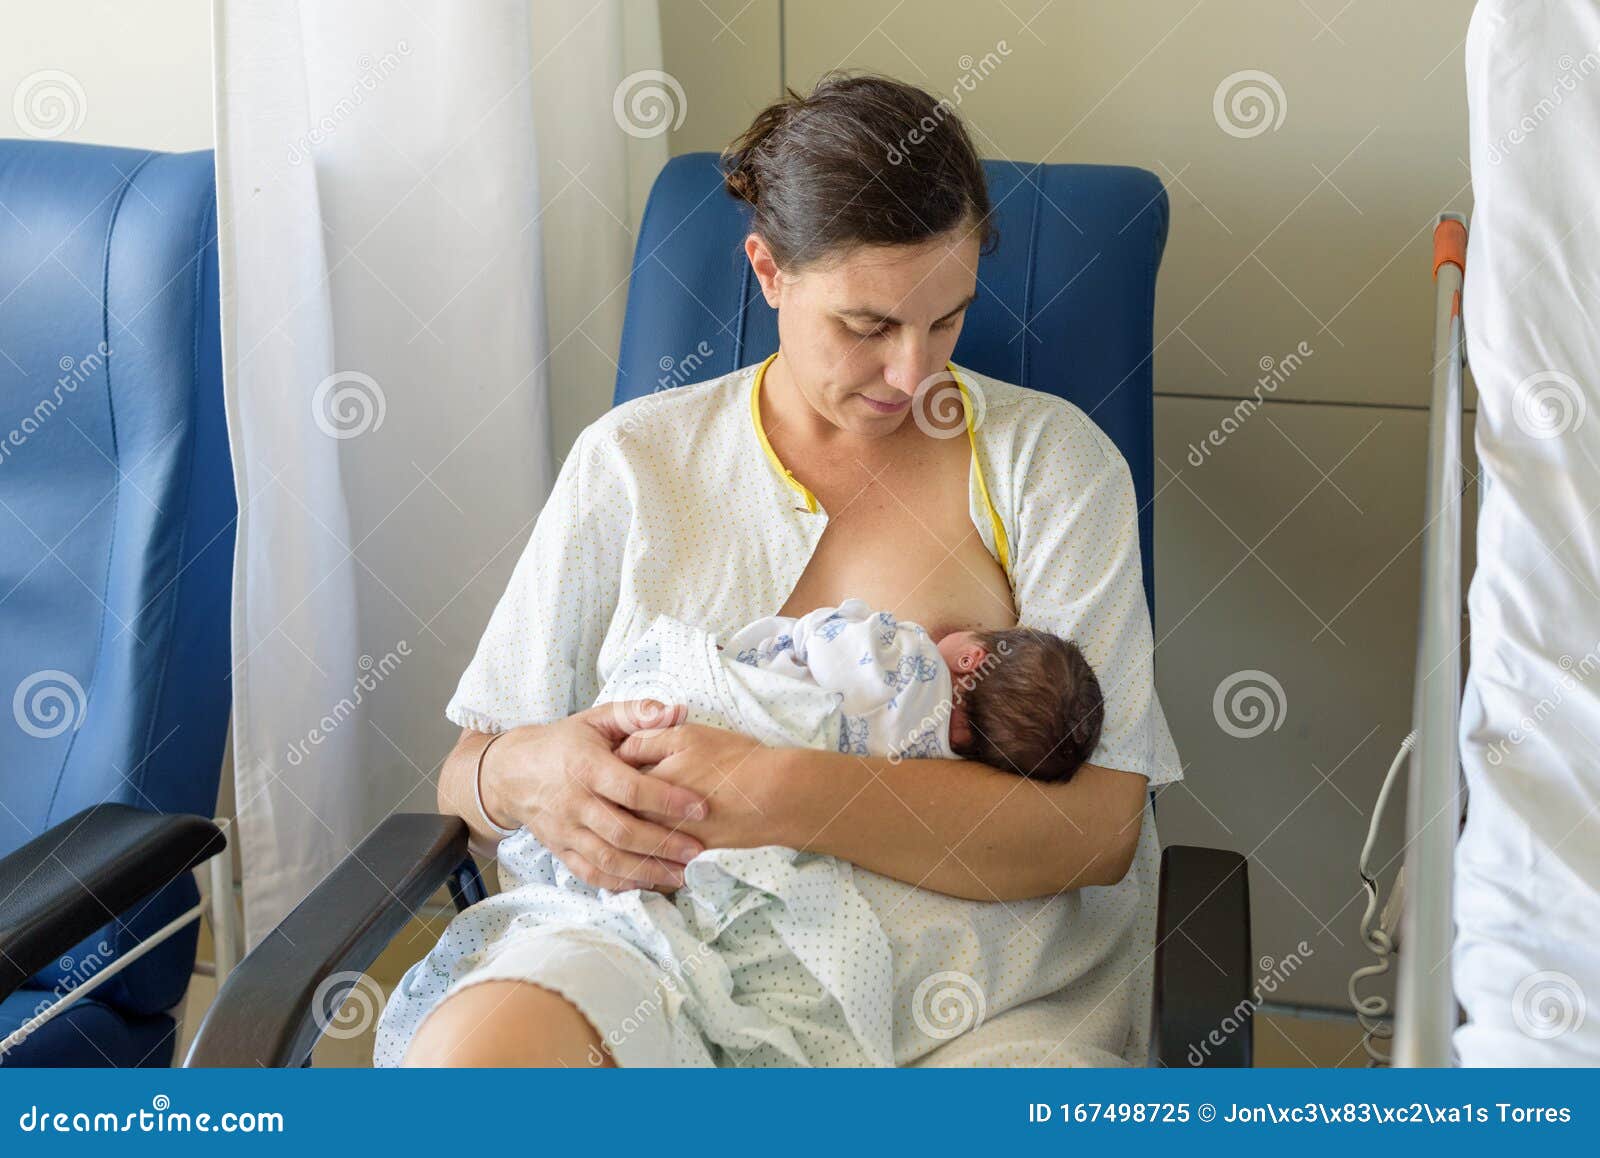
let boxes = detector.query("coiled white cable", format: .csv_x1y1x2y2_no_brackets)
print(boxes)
1348,729,1417,1066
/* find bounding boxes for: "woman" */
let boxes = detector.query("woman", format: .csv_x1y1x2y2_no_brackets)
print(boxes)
399,72,1181,1067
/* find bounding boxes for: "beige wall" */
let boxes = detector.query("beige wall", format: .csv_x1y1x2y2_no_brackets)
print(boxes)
1,0,213,149
665,0,1476,1015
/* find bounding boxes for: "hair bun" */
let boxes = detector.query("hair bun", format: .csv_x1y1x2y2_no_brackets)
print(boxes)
723,163,760,206
720,88,804,207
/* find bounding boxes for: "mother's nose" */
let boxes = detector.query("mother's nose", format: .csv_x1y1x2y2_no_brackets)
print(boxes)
883,343,936,396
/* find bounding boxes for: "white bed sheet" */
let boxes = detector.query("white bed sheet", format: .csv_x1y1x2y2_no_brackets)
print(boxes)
1457,0,1600,1066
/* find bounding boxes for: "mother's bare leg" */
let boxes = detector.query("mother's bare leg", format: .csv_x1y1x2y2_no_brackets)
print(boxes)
400,980,614,1067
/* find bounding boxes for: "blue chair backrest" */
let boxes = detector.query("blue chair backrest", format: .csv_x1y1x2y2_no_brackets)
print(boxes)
0,141,234,1014
613,153,1167,614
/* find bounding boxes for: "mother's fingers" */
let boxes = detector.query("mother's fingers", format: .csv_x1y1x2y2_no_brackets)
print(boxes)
580,797,701,864
567,829,684,890
581,699,685,744
614,726,678,767
558,847,646,894
583,748,705,820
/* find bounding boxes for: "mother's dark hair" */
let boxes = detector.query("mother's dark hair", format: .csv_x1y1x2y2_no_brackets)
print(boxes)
720,71,997,271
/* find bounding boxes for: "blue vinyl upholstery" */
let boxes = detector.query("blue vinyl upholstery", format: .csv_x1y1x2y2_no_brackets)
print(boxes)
0,141,233,1066
613,153,1166,614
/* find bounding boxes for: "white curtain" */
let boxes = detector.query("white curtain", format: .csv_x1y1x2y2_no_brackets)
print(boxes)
213,0,667,946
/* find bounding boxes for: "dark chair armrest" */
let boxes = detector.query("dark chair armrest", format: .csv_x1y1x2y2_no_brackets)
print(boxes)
184,812,471,1067
1151,844,1252,1067
0,803,225,1001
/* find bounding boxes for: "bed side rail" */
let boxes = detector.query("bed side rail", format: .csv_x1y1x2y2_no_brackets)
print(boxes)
1393,213,1468,1067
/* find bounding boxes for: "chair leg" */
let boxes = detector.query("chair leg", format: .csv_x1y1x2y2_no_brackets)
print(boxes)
448,856,489,913
1152,844,1253,1067
206,824,241,981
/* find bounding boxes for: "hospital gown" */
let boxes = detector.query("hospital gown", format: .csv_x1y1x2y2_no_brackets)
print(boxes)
376,601,959,1067
374,353,1183,1067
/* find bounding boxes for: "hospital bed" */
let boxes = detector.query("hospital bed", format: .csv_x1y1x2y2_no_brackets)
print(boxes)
183,153,1255,1068
1380,0,1600,1066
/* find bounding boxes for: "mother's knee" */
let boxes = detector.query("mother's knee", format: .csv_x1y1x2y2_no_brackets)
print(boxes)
400,979,614,1067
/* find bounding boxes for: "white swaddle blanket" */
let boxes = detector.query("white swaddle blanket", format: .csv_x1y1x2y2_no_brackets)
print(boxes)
376,603,1118,1067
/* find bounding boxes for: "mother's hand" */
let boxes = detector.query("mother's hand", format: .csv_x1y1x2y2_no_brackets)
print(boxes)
614,723,790,851
482,701,709,892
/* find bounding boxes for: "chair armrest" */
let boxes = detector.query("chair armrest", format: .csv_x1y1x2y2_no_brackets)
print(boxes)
183,812,470,1067
0,803,225,1001
1151,844,1253,1067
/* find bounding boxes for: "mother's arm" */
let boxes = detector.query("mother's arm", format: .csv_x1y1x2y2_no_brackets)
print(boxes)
776,749,1149,899
433,420,714,893
437,703,709,891
616,723,1145,900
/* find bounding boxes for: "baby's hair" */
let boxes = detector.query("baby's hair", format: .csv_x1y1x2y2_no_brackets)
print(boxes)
951,629,1104,782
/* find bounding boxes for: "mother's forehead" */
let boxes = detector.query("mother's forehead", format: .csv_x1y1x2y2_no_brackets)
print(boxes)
809,241,979,304
813,232,981,278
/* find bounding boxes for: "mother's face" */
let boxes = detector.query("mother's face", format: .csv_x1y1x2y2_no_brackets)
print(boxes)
746,225,981,437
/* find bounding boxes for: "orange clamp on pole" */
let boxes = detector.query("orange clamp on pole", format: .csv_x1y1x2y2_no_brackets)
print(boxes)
1433,217,1467,280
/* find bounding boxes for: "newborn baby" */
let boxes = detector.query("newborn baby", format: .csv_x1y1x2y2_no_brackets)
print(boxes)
374,600,1104,1069
724,598,1104,781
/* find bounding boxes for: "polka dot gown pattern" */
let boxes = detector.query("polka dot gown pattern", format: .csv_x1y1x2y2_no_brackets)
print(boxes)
380,359,1181,1067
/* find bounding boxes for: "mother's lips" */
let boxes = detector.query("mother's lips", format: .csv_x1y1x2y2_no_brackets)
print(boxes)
859,394,911,412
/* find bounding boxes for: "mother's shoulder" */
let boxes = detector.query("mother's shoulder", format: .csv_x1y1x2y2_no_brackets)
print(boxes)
953,362,1122,468
583,361,757,447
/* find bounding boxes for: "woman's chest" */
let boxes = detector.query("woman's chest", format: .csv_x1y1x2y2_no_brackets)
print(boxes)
608,425,1014,660
775,449,1015,637
776,500,1013,637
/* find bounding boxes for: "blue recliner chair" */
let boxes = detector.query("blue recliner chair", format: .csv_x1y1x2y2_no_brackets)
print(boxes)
0,141,234,1067
185,153,1251,1068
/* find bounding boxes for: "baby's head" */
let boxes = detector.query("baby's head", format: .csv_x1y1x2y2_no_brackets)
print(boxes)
934,628,1104,782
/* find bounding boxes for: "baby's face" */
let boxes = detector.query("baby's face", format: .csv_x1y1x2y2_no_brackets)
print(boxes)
935,629,985,749
935,630,987,692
